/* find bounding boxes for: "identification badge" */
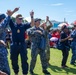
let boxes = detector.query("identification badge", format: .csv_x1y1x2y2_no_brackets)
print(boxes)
17,29,20,33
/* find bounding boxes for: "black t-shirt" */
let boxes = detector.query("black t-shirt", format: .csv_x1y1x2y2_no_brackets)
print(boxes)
60,31,69,46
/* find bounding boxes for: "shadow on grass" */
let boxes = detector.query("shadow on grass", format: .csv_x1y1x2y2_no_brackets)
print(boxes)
30,73,38,75
48,64,76,74
44,74,51,75
48,64,62,72
62,67,76,75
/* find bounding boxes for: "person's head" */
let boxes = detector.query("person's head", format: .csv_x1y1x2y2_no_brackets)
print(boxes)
0,14,6,23
72,21,76,29
34,18,41,27
61,25,68,33
16,14,23,24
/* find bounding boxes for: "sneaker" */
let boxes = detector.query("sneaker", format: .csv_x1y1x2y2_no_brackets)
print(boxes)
61,66,65,68
15,74,18,75
61,65,68,68
64,65,68,67
70,63,76,66
43,70,50,74
30,70,34,74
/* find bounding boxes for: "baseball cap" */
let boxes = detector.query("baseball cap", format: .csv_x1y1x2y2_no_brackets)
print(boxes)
0,14,6,21
34,18,41,22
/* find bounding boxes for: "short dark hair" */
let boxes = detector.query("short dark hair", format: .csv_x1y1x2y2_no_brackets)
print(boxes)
61,25,68,31
16,14,23,19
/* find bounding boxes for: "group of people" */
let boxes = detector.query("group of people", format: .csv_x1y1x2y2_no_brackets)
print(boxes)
0,7,52,75
56,24,76,68
0,7,76,75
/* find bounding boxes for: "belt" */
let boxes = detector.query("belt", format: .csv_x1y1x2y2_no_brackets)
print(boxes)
13,42,24,45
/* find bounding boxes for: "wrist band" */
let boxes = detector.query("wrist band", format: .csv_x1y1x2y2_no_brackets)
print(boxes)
31,16,33,18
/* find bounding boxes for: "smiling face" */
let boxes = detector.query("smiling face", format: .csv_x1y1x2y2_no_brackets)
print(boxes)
16,14,23,24
35,20,41,27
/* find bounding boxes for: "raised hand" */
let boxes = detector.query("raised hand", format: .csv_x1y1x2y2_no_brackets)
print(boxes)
6,7,19,16
13,7,19,13
46,16,49,21
30,10,34,17
6,10,13,16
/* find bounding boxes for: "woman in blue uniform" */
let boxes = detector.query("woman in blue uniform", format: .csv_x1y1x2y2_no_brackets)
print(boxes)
0,8,19,75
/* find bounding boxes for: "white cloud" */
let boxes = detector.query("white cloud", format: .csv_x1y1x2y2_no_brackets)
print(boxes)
51,3,63,6
43,3,63,6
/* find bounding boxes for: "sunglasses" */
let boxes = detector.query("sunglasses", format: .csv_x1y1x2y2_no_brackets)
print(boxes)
18,18,23,20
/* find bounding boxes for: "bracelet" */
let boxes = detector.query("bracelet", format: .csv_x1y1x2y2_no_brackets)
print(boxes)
31,16,33,18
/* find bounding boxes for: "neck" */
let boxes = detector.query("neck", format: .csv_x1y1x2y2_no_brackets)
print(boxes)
16,22,21,25
35,25,39,28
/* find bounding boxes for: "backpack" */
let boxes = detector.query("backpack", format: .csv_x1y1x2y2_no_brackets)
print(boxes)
56,39,63,50
39,36,46,50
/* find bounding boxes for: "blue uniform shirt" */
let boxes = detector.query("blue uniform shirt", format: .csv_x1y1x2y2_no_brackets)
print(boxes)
0,16,10,74
9,20,31,43
0,16,10,42
71,30,76,42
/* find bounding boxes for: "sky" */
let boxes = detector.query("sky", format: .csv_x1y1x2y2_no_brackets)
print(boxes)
0,0,76,23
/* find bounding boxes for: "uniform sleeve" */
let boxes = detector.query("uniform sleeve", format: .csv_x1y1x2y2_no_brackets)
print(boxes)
9,19,14,29
24,23,31,30
27,28,36,36
0,16,10,28
60,33,65,39
71,30,76,38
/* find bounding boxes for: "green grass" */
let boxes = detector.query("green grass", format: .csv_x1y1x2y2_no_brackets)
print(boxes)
8,48,76,75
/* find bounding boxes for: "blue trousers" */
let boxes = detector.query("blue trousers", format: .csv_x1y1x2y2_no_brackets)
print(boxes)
10,43,28,74
0,47,10,75
71,42,76,64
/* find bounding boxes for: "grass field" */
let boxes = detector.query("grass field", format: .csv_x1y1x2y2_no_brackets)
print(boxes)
8,48,76,75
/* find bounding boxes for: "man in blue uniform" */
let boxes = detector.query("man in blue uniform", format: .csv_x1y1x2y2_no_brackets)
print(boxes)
28,18,50,74
70,24,76,65
0,8,19,75
9,10,34,75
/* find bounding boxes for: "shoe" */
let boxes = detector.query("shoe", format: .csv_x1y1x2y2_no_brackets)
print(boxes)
61,66,65,68
15,74,18,75
23,74,27,75
30,70,34,74
61,65,68,68
70,63,76,66
64,65,68,67
43,70,50,74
